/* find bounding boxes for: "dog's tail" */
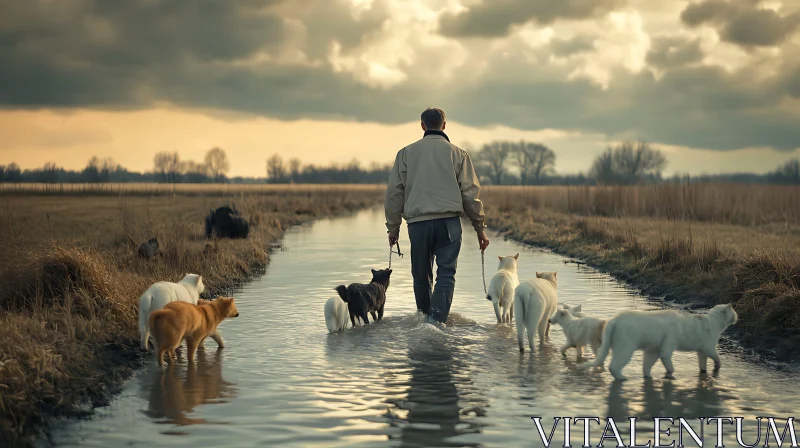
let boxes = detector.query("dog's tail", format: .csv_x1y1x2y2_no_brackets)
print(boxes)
579,318,616,369
147,308,167,353
139,292,152,350
335,285,348,303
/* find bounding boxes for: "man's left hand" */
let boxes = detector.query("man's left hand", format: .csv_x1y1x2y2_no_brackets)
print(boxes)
388,230,400,246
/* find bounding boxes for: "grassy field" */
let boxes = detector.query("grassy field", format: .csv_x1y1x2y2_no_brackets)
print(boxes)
481,184,800,359
0,185,383,445
2,182,799,444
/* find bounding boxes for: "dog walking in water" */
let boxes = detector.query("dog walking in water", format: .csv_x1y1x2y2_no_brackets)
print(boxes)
513,272,559,353
138,274,224,351
324,296,349,333
548,308,606,360
384,107,490,325
580,304,738,380
335,268,392,327
486,254,520,323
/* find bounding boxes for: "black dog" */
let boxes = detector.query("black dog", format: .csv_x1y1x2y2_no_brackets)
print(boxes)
137,237,160,259
205,206,250,239
335,268,392,327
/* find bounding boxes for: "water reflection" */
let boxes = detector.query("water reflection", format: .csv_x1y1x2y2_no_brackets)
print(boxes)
382,328,486,448
142,349,237,428
42,208,800,447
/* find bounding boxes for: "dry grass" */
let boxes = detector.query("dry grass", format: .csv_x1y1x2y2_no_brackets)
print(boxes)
0,186,383,446
481,185,800,360
485,184,800,226
0,182,383,196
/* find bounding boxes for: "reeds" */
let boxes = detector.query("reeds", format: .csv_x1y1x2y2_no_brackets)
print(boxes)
483,184,800,226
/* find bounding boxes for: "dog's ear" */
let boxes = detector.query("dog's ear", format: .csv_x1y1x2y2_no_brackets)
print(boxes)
371,269,377,275
498,256,503,262
553,272,557,279
387,269,393,275
574,304,582,312
513,253,519,260
535,271,541,277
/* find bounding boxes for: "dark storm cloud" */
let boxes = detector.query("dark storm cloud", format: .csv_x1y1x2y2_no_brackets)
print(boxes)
438,0,627,38
0,0,386,108
681,0,800,47
445,61,800,151
1,0,799,153
550,34,596,57
646,36,704,68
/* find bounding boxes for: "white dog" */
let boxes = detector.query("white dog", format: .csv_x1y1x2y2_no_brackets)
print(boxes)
548,308,606,360
513,271,559,353
138,273,223,350
580,304,738,380
324,296,349,333
486,253,520,323
561,303,584,317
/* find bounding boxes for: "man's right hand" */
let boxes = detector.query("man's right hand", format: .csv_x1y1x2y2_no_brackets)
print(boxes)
478,231,490,252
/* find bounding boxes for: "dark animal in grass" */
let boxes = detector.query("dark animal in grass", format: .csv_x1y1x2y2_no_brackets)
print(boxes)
335,269,392,327
137,237,160,259
205,206,250,239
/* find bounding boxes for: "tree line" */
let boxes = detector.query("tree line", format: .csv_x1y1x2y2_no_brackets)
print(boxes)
1,142,799,185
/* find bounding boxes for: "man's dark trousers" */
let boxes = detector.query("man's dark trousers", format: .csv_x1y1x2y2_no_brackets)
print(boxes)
407,217,462,323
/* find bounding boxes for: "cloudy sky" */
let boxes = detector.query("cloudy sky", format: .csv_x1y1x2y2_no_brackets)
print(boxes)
1,0,799,177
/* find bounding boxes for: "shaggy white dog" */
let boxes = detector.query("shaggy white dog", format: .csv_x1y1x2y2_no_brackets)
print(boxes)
139,274,223,350
513,271,559,353
580,304,739,380
561,303,584,317
548,308,606,360
486,253,520,323
324,296,349,333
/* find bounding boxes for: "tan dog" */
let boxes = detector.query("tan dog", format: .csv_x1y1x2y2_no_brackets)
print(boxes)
149,297,239,366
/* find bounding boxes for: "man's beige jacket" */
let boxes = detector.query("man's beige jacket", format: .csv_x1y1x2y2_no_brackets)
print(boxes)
385,132,487,234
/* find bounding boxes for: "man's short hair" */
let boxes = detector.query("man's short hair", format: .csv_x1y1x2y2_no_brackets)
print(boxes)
421,108,446,129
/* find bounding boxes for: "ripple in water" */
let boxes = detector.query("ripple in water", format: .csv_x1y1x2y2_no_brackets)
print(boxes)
43,208,800,448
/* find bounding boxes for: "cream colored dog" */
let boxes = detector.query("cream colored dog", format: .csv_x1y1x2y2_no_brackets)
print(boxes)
548,308,606,360
324,296,349,333
148,297,240,366
486,253,520,323
580,304,738,380
513,271,559,353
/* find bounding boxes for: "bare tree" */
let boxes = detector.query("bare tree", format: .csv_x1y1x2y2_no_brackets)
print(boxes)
153,151,181,183
770,158,800,184
42,162,60,184
99,158,117,182
589,149,616,185
82,156,102,183
5,162,21,182
590,140,667,185
204,147,230,182
266,154,286,182
478,141,513,185
288,157,302,182
613,140,667,184
515,142,556,184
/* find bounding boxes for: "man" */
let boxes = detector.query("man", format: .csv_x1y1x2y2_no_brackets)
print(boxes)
385,107,490,325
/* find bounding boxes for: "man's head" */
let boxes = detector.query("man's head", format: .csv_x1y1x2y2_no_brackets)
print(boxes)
420,108,446,131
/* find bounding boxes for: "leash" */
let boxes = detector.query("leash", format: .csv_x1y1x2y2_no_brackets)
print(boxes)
389,241,403,269
481,249,487,295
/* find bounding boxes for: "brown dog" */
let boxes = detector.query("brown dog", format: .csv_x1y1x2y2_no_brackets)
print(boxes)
149,297,239,366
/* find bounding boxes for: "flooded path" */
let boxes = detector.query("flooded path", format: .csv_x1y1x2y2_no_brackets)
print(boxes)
44,208,799,447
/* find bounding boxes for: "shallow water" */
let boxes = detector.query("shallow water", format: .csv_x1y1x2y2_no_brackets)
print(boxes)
44,208,799,447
